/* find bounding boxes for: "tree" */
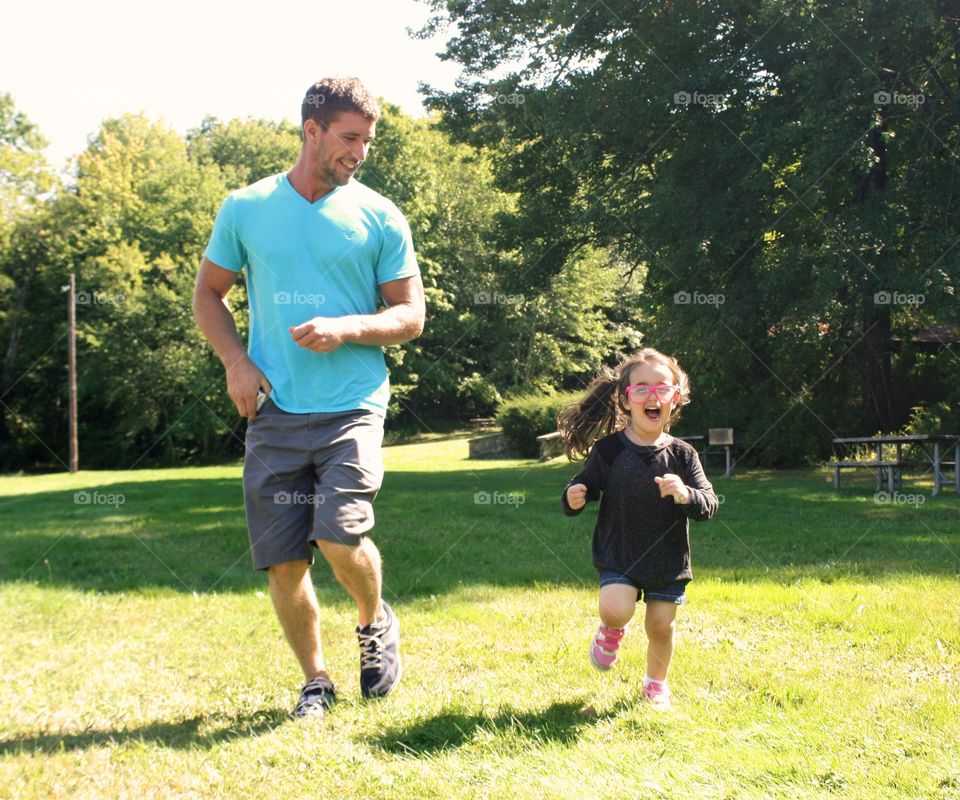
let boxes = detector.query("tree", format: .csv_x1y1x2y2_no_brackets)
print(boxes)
3,114,236,468
0,92,53,236
358,104,514,419
420,0,960,461
360,102,645,421
0,94,55,467
187,116,302,190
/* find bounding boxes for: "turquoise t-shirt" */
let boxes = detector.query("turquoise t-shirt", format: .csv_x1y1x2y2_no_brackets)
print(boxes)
204,174,419,415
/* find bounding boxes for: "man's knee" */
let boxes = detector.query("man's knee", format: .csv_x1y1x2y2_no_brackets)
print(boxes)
268,559,311,586
316,537,367,568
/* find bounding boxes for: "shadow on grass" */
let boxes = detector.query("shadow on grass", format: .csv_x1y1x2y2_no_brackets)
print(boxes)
0,708,291,754
3,466,959,594
370,701,615,754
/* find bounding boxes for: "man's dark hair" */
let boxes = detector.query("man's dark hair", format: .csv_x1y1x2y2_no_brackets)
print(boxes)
301,77,380,130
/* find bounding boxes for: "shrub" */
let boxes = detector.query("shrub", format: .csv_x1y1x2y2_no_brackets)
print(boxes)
902,400,960,436
496,392,582,458
457,372,503,418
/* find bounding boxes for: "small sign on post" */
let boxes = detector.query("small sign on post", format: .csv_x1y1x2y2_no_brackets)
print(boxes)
708,428,734,446
708,428,735,476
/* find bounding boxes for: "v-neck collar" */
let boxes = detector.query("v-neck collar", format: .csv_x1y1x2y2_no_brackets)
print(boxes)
282,173,349,207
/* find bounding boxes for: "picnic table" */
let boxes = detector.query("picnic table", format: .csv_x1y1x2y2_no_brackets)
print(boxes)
831,434,960,496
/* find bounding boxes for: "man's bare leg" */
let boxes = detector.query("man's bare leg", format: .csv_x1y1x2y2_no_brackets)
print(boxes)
268,559,328,680
316,537,383,627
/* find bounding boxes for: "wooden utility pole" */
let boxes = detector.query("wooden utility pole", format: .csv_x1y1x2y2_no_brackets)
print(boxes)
68,273,78,473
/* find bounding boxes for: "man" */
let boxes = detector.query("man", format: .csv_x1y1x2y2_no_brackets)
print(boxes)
193,77,425,719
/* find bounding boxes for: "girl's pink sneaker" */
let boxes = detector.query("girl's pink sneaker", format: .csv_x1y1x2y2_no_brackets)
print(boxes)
589,625,625,670
642,679,672,710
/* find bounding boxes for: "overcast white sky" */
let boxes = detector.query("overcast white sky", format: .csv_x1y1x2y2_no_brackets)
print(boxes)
1,0,461,169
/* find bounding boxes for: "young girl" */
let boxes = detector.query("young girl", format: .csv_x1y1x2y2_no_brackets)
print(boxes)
558,348,718,710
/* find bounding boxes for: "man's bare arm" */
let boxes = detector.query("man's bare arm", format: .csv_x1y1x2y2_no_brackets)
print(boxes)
192,257,272,418
289,275,426,352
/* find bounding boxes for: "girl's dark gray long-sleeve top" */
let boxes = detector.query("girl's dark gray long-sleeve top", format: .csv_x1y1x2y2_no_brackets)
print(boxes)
562,431,718,585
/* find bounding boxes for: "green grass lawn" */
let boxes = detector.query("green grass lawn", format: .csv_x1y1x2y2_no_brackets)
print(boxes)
1,437,959,799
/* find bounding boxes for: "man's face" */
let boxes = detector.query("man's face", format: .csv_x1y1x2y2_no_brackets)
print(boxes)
306,111,376,189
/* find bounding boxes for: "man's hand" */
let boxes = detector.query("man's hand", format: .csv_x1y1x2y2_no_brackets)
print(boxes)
654,473,690,505
289,316,358,353
226,356,272,419
566,483,588,510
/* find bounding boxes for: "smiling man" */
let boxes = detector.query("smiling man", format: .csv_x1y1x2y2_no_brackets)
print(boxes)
193,78,425,719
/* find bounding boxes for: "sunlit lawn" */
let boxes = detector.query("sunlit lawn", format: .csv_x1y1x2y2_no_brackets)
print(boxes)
1,436,959,799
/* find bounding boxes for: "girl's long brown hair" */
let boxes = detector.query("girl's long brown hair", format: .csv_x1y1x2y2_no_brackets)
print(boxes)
557,348,691,460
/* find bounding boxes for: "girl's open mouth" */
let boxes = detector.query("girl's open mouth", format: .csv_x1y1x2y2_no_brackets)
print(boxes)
644,406,661,421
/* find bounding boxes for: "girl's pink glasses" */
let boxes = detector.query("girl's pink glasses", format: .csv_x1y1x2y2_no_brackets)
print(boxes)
625,383,678,403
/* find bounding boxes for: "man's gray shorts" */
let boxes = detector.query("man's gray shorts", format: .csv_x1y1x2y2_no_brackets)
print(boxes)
243,399,384,570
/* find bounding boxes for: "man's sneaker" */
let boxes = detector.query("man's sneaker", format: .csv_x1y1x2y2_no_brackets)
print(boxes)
357,601,402,698
642,679,672,711
589,625,626,671
291,674,337,719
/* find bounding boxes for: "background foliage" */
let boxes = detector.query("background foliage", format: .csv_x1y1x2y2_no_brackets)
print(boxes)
1,0,958,469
